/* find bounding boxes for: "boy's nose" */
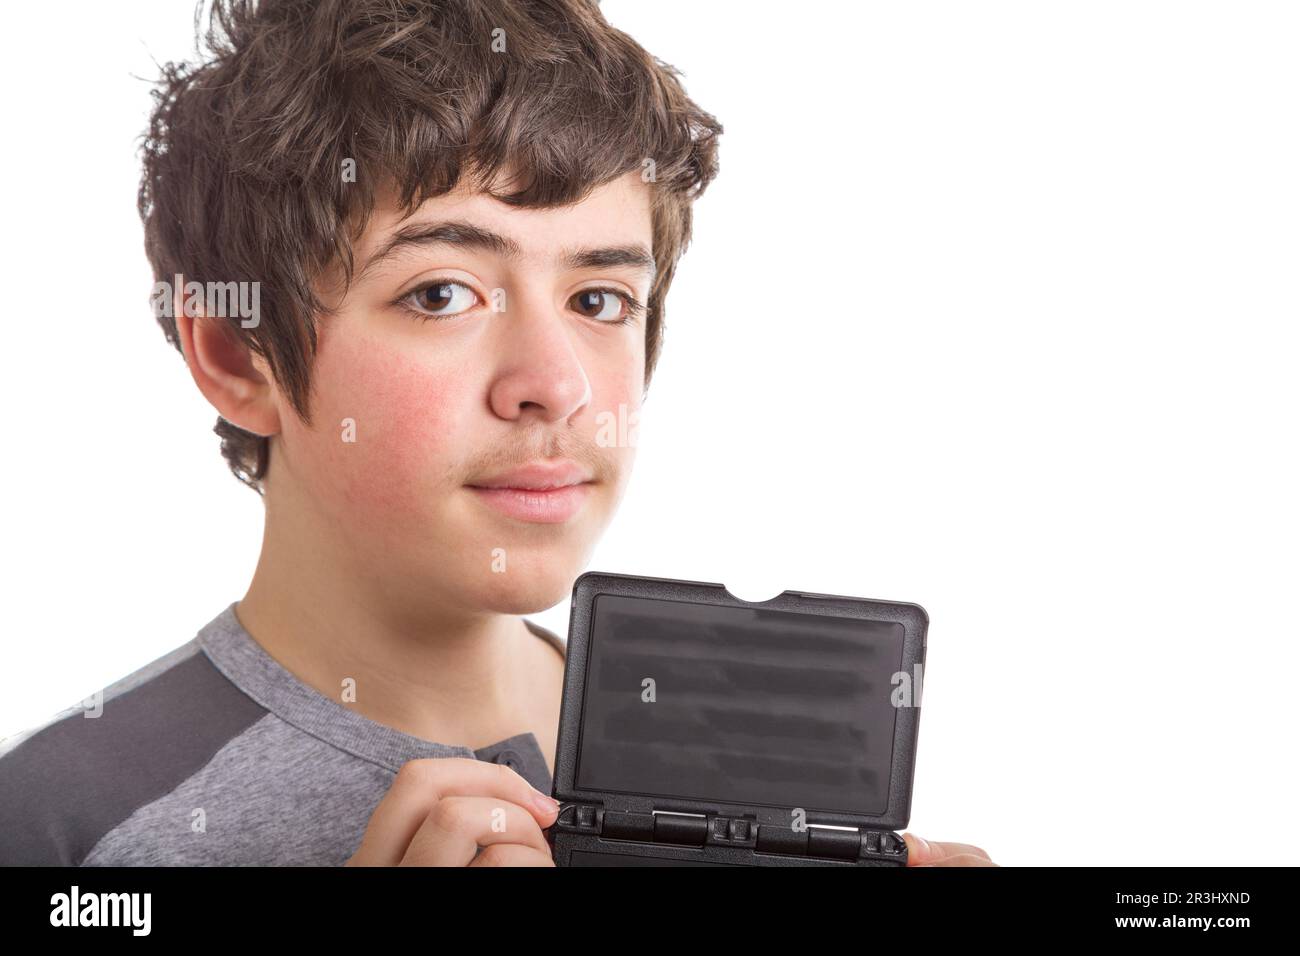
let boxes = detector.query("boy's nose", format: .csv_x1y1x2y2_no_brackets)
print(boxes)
486,309,592,424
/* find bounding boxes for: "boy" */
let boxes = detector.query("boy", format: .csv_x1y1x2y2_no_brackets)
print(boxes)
0,0,991,867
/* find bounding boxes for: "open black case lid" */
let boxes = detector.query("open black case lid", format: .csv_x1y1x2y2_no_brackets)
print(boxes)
552,571,928,837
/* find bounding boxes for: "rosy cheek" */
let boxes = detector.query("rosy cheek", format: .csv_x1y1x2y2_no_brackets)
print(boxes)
590,361,643,431
578,360,643,496
304,335,467,524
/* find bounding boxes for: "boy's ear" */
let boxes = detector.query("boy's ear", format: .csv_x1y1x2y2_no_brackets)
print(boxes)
173,282,281,438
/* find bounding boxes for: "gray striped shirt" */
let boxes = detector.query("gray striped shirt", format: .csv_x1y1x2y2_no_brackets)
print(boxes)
0,603,564,865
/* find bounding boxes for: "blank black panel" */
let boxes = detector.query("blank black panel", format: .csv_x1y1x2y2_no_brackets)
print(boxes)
575,594,906,814
568,850,737,866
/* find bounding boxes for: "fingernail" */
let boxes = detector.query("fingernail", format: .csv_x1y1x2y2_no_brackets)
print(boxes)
533,791,561,814
907,832,930,859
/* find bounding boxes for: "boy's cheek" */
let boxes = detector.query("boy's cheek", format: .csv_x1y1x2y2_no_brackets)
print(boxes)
589,366,645,454
296,342,470,522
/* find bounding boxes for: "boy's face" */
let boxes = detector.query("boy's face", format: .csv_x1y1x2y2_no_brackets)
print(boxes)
266,169,652,619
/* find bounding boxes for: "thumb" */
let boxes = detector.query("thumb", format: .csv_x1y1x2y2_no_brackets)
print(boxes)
902,832,993,866
902,832,937,865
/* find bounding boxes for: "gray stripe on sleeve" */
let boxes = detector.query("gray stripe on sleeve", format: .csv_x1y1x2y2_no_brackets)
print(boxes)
0,647,268,865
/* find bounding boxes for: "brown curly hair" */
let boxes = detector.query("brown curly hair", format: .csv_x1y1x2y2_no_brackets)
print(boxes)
138,0,723,493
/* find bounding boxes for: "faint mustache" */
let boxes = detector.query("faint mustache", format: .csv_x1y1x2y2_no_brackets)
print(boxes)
463,433,617,485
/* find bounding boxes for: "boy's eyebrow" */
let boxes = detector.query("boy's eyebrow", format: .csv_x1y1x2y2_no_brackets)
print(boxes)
357,218,657,283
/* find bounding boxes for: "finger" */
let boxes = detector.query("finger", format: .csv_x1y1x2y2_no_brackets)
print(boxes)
401,795,550,866
470,843,556,867
348,757,559,866
902,833,994,866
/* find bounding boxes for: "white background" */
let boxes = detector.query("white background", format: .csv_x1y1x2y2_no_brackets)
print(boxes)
0,1,1296,865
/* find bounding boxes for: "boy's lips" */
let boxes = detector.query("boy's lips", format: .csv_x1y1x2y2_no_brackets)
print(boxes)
465,461,596,523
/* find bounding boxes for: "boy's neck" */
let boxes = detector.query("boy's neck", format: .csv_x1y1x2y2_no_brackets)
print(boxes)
233,488,565,765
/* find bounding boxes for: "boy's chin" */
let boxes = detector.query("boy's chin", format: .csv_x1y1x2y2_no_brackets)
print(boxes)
455,557,586,616
470,577,575,615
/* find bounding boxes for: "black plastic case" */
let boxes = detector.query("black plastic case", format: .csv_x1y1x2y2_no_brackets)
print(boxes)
546,571,928,866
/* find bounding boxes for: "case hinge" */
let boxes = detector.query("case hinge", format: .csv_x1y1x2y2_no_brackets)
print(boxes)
556,804,905,861
755,823,906,861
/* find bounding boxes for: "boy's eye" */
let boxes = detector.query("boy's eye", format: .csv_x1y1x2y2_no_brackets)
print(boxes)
570,288,627,322
404,281,477,318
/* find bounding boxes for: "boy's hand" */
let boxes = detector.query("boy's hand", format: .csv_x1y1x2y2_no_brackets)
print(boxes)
902,833,998,867
345,757,560,866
